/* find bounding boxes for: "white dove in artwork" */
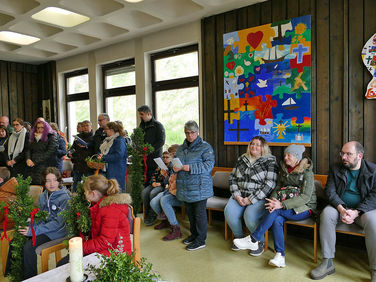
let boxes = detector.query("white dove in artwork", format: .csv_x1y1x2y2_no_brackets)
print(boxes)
243,59,251,66
257,79,267,88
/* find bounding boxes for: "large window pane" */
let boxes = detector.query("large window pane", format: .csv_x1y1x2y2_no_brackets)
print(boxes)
67,74,89,94
155,52,198,81
67,100,90,142
155,87,199,147
106,95,137,134
105,65,135,89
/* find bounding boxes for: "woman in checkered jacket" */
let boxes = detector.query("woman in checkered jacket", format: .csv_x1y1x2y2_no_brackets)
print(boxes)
224,136,278,251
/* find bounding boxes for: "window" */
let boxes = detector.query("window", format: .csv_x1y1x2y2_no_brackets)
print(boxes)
151,45,199,147
102,59,136,135
65,69,90,142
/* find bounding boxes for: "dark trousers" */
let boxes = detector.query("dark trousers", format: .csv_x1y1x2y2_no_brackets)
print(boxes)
185,199,208,244
6,234,51,279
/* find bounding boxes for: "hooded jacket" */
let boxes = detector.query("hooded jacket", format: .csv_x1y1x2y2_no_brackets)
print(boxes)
27,187,70,240
270,158,317,214
83,193,132,256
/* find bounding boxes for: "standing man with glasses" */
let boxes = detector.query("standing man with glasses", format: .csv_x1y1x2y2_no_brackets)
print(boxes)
311,141,376,281
92,113,110,154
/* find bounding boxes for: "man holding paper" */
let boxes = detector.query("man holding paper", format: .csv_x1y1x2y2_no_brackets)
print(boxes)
174,120,215,251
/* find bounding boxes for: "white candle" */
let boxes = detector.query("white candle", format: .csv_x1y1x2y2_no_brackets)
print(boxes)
69,237,83,282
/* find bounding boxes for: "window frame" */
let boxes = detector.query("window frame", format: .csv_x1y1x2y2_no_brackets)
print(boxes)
150,44,199,118
64,68,89,140
102,58,136,112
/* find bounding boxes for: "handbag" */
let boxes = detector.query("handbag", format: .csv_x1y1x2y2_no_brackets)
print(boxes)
277,186,300,202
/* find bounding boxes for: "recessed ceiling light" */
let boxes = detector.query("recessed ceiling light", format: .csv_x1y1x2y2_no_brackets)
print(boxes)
125,0,144,3
0,31,40,45
32,7,90,28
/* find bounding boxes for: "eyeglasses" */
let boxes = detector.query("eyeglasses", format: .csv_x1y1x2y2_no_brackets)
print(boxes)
340,152,355,157
185,131,197,136
162,156,170,159
250,142,262,147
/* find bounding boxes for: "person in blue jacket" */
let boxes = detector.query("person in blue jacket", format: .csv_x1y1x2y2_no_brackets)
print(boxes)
5,167,70,279
98,122,127,191
174,120,215,251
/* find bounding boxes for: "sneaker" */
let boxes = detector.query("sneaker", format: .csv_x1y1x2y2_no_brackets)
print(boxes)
269,252,286,268
233,235,258,250
310,259,335,280
182,235,196,245
231,244,240,251
249,241,265,257
186,241,206,251
154,220,170,230
163,225,182,241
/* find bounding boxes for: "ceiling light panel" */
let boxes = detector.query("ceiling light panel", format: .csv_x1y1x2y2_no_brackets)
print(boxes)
0,31,39,45
31,7,90,28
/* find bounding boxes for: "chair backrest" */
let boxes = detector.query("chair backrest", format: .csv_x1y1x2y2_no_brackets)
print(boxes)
211,166,233,176
0,177,17,194
212,171,232,190
128,205,141,265
29,185,43,206
314,174,328,188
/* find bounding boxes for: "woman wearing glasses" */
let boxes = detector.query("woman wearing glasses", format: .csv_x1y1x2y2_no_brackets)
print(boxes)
174,120,215,251
224,136,278,251
25,121,58,184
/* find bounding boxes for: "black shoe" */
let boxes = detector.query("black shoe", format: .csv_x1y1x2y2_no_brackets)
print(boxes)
182,235,196,245
144,215,157,226
249,241,264,256
186,241,206,251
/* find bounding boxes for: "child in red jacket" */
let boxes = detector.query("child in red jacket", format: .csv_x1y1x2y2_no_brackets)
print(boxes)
83,174,132,255
58,175,132,266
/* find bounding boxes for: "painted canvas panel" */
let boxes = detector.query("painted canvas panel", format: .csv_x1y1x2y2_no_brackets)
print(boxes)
223,15,311,146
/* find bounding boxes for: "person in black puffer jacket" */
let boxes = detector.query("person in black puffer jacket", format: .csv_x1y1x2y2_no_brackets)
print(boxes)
70,120,94,192
25,121,58,185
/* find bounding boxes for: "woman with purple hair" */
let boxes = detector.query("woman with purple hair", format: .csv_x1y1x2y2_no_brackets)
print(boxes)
25,121,58,184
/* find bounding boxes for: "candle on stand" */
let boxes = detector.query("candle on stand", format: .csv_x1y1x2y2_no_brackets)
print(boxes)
69,237,83,282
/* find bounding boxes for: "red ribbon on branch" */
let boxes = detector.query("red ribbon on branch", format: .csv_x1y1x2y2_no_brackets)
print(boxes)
143,147,147,182
76,212,84,239
1,205,10,242
30,208,39,246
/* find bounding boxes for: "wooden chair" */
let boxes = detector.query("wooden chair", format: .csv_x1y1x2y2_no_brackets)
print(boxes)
206,167,232,240
283,174,328,263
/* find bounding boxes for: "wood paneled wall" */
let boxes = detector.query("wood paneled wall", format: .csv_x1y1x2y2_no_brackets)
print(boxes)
0,60,56,124
202,0,376,174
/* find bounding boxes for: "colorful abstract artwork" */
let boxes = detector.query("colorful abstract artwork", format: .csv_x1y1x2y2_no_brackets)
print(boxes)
362,33,376,99
223,15,311,146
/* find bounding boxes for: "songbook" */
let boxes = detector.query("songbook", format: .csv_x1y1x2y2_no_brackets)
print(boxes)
73,135,88,147
153,157,168,170
171,158,183,169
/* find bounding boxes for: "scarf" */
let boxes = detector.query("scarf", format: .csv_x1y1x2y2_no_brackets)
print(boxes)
99,132,119,156
8,127,27,160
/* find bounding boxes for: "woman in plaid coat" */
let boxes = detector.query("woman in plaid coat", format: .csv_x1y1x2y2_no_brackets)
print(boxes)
224,136,278,250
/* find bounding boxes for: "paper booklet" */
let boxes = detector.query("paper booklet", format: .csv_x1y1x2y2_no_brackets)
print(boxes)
171,158,183,169
153,157,168,170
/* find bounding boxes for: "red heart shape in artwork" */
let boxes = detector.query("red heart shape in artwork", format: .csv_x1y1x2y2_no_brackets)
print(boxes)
226,61,235,70
247,31,263,49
